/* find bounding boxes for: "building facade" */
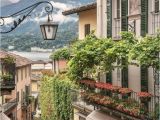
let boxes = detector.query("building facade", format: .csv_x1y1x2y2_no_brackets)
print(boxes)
0,50,32,120
63,0,160,120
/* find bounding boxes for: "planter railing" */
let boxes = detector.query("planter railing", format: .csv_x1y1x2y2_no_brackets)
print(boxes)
75,80,160,120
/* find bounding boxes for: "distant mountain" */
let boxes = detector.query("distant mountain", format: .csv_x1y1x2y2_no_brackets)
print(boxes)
1,0,95,51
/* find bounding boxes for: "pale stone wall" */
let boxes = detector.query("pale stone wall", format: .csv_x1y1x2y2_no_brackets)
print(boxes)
79,8,97,39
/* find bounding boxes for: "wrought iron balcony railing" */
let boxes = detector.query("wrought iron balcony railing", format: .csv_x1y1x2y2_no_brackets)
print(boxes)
151,12,160,34
113,18,121,40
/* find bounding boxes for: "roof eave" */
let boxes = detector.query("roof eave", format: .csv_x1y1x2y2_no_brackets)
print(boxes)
62,3,97,16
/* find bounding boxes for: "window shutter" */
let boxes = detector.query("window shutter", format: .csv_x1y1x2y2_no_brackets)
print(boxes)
141,66,148,92
85,24,90,36
155,0,159,13
106,71,112,83
121,67,128,87
117,0,121,19
121,59,128,88
121,0,128,31
141,0,148,36
107,0,112,37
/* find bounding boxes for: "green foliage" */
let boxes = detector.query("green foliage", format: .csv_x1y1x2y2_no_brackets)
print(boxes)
50,48,70,60
40,75,74,120
3,55,15,64
129,33,160,69
67,32,160,81
0,73,13,81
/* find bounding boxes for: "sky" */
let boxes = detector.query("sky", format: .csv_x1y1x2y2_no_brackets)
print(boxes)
0,0,79,24
0,0,21,7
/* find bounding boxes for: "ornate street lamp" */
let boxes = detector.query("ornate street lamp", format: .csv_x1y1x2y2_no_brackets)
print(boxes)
0,1,58,40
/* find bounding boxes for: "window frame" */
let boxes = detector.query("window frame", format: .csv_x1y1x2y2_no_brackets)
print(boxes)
84,24,90,37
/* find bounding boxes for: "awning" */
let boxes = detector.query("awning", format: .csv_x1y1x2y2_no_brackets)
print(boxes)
86,110,117,120
0,112,11,120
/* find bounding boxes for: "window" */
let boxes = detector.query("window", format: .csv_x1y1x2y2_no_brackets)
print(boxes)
117,0,121,18
141,0,148,36
155,0,159,13
21,89,23,103
121,59,128,88
84,24,90,36
16,71,18,82
25,67,27,78
107,0,112,37
21,68,23,81
17,92,19,102
106,71,112,83
121,0,128,31
141,66,148,92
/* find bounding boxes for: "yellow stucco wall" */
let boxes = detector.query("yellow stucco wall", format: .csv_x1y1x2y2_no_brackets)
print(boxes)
32,81,38,92
74,108,79,120
79,8,97,39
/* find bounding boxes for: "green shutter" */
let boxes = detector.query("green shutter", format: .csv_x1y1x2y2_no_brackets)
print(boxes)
121,0,128,31
107,0,112,38
121,59,128,88
141,0,148,36
106,71,112,83
121,67,128,88
155,0,159,13
141,66,148,92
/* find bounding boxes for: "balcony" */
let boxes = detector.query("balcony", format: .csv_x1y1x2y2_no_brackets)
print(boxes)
151,12,160,34
0,60,16,95
113,18,121,40
1,99,17,113
71,80,160,120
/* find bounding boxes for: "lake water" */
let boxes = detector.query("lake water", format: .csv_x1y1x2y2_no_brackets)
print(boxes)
11,51,52,61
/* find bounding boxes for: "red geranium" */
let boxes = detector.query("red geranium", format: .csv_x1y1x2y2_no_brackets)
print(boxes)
137,92,152,98
119,88,132,94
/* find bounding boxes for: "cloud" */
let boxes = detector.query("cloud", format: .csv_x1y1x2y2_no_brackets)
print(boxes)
49,1,73,11
33,11,77,24
32,1,78,24
0,0,20,7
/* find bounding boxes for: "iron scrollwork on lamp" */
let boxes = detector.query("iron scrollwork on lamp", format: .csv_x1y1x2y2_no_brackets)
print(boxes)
0,1,58,40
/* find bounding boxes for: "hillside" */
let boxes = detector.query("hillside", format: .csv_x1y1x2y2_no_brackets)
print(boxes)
1,0,95,51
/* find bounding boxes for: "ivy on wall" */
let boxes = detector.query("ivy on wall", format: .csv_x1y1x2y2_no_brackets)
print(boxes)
40,75,74,120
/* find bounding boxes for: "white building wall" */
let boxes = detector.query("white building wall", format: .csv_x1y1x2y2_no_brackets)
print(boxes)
97,0,159,92
97,0,107,38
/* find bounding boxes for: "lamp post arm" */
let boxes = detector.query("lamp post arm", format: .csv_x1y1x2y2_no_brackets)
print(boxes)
0,1,53,34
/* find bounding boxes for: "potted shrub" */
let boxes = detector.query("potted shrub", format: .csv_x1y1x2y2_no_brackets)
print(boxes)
0,73,13,85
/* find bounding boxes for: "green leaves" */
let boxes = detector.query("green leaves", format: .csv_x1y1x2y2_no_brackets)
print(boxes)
50,48,70,60
40,75,74,120
67,31,160,81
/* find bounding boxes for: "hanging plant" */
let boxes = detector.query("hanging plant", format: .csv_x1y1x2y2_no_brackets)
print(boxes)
3,55,16,64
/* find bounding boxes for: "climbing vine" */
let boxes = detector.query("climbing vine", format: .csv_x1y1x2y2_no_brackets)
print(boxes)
40,74,75,120
67,32,160,81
